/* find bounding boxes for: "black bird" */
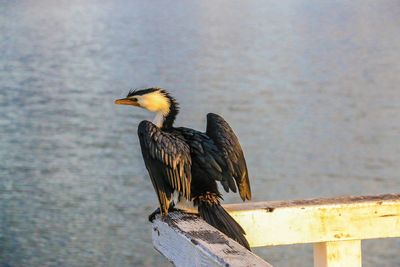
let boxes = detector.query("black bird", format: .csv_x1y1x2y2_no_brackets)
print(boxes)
115,88,252,249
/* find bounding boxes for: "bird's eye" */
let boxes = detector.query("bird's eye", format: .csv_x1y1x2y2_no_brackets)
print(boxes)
131,98,138,102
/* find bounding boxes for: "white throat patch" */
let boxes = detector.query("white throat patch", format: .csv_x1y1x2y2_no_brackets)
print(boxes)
153,112,165,128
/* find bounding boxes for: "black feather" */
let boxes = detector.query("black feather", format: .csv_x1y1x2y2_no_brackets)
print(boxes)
206,113,251,201
196,194,250,250
127,87,159,97
138,121,192,215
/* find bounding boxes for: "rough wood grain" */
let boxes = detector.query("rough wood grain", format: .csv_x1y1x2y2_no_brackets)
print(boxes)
225,193,400,247
152,212,272,267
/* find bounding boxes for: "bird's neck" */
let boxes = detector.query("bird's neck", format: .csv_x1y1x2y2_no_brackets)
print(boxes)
152,112,165,128
153,93,179,130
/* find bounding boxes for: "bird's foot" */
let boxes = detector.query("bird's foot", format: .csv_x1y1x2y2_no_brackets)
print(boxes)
148,208,160,222
148,205,176,222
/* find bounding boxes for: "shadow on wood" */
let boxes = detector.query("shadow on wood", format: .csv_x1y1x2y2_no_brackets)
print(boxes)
152,212,271,267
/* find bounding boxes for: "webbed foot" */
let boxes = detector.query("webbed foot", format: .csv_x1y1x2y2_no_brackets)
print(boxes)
148,208,160,222
148,205,176,222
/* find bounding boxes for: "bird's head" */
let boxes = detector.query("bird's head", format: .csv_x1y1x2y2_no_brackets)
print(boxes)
115,87,173,114
115,87,179,128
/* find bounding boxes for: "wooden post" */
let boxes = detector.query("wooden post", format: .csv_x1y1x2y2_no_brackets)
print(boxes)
314,240,361,267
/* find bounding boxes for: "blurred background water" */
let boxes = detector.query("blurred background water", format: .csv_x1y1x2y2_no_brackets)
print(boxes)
1,0,400,266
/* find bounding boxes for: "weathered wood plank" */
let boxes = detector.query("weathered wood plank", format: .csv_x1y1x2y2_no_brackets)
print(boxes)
225,194,400,247
152,212,272,267
313,240,361,267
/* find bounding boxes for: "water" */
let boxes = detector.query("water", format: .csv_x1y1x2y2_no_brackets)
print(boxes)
1,1,400,266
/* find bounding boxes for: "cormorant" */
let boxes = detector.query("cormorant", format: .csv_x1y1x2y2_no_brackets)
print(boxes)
115,88,251,249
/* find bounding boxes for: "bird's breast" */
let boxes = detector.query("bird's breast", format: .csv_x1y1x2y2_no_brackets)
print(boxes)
172,191,198,214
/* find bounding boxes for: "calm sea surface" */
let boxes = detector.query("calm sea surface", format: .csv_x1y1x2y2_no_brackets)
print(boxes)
1,1,400,266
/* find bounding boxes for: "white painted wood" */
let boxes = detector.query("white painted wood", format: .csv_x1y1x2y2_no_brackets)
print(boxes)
313,240,361,267
152,194,400,266
225,194,400,247
152,212,272,267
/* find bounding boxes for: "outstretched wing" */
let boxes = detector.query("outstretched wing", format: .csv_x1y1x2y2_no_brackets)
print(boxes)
138,121,192,215
206,113,251,201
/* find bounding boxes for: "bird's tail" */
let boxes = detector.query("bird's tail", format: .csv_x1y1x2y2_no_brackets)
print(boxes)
196,193,250,250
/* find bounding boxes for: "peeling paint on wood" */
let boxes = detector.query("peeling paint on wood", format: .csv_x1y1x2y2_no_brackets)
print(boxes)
152,212,272,267
152,194,400,267
225,194,400,212
225,193,400,247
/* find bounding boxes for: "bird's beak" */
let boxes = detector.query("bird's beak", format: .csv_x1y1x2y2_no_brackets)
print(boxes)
114,98,139,107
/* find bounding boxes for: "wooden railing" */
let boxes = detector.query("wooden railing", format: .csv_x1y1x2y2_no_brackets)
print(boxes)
152,194,400,266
